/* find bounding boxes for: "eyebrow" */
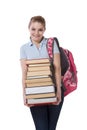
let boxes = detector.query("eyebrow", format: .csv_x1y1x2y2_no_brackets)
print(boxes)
31,27,44,30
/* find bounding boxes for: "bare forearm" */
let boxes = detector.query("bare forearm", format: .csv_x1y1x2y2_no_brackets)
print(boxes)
55,67,61,91
20,60,27,90
22,70,27,91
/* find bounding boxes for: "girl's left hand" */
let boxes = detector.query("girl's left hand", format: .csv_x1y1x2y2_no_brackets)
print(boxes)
52,88,61,105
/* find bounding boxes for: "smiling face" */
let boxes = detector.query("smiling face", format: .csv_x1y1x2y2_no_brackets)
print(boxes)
29,21,45,44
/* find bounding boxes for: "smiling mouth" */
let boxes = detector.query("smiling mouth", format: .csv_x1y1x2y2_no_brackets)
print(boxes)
33,36,40,38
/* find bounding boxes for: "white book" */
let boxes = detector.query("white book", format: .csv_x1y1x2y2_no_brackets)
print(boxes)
25,86,55,95
27,97,57,104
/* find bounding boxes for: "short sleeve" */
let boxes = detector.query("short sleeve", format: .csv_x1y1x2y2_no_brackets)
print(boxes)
53,40,60,53
20,46,26,59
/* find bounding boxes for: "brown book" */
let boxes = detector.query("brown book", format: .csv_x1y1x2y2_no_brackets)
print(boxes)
28,63,50,67
28,65,50,72
26,93,56,99
26,58,50,65
25,77,52,84
26,81,54,87
27,70,51,77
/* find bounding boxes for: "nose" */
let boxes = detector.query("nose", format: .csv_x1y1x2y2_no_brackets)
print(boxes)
35,30,39,35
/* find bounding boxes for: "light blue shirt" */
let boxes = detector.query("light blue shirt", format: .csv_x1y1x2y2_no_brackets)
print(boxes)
20,38,59,60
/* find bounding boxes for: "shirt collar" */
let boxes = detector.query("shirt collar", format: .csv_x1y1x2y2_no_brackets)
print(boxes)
28,38,33,46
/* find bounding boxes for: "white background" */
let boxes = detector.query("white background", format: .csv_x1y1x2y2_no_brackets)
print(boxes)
0,0,87,130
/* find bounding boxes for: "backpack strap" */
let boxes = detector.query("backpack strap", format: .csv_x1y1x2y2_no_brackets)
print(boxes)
54,37,60,49
47,37,54,62
47,37,60,61
47,37,69,76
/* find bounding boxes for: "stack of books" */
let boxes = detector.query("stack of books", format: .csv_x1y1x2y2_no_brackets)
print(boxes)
25,58,57,105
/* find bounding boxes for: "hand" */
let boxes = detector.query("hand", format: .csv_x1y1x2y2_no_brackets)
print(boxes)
52,87,61,105
23,93,34,107
24,97,34,107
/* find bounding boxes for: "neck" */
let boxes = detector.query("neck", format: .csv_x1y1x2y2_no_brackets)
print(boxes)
30,37,44,44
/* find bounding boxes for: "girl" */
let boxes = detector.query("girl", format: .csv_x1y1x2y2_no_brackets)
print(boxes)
20,15,64,130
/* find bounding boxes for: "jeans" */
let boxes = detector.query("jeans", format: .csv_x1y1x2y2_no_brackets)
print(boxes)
30,87,64,130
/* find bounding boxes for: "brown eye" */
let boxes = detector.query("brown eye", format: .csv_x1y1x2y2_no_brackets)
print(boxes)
39,29,43,31
31,28,35,31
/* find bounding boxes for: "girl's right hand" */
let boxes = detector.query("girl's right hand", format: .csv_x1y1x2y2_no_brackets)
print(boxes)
23,94,34,107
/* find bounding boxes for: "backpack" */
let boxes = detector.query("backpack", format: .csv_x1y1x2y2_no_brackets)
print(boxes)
47,37,78,96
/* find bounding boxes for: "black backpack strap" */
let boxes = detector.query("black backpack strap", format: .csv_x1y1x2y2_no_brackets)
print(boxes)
54,37,60,49
47,37,69,76
53,37,69,76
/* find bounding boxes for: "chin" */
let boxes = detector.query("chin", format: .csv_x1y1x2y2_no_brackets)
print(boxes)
32,37,42,43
